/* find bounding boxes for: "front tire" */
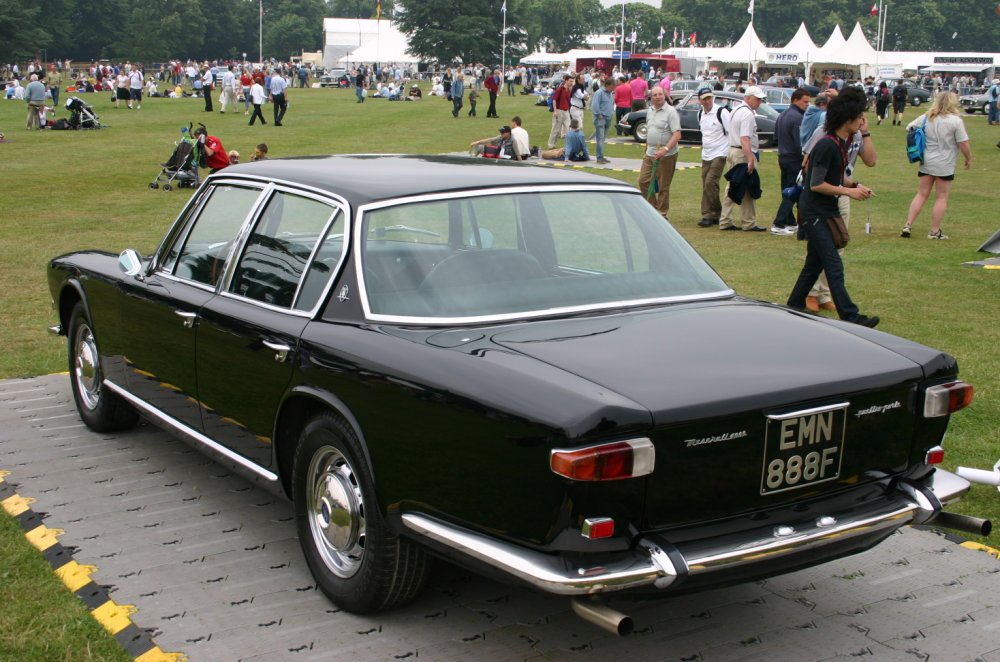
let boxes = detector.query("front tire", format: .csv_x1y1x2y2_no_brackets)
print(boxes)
293,412,429,613
67,302,138,432
912,96,923,107
633,119,648,142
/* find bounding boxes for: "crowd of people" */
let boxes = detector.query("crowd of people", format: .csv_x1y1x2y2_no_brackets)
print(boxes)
5,55,991,332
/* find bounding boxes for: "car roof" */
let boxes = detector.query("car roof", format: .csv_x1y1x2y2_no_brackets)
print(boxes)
216,154,622,207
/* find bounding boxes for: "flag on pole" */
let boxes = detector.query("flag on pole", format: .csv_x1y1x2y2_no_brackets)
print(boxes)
689,31,697,45
629,30,637,43
658,26,665,40
501,0,507,13
870,3,878,16
673,27,678,46
748,0,754,14
376,0,381,21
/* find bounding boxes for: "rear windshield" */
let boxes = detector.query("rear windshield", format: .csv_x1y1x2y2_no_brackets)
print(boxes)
360,188,730,322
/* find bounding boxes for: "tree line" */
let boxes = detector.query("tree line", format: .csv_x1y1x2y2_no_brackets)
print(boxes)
2,0,994,66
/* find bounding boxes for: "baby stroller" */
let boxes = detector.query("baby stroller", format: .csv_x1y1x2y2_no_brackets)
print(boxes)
149,126,199,191
65,97,101,129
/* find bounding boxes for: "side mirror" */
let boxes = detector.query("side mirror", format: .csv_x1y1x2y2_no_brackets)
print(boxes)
118,249,145,279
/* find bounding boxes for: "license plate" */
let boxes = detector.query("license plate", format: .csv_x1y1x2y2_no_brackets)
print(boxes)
761,402,848,495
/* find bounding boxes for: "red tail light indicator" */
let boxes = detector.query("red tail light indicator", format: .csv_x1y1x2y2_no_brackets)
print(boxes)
924,381,974,417
550,438,655,481
925,446,945,465
581,517,615,539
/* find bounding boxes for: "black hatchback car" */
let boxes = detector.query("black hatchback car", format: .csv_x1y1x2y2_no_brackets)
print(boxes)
617,90,779,147
48,155,979,635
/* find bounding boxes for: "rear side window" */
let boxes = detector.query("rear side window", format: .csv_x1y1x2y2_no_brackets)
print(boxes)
229,191,341,309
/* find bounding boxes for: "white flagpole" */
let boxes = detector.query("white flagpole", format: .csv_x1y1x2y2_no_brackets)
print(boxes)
259,0,263,63
619,3,625,74
747,1,754,82
501,2,507,70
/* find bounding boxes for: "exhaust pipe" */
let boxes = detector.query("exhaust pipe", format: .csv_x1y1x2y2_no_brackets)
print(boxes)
571,598,634,636
927,510,992,537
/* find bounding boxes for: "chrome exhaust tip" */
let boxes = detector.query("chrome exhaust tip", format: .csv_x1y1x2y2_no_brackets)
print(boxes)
928,510,992,537
570,598,634,637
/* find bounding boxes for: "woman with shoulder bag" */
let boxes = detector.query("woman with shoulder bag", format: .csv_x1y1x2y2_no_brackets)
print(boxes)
787,88,879,328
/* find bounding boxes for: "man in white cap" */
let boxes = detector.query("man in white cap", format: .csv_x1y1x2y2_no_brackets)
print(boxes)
695,86,730,227
987,78,1000,126
718,85,767,232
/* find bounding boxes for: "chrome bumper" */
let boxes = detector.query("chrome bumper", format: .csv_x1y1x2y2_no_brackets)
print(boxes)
401,469,971,596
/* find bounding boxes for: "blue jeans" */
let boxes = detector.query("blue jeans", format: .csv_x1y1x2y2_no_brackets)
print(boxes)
787,217,860,321
988,100,999,123
773,156,802,228
356,86,365,102
594,116,610,159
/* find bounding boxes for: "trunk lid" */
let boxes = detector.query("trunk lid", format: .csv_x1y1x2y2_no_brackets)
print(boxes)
491,302,929,527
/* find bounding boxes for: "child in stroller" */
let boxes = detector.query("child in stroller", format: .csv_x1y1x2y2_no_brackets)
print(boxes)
149,125,200,191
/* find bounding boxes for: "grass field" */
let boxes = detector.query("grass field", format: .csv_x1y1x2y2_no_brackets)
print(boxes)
0,84,998,658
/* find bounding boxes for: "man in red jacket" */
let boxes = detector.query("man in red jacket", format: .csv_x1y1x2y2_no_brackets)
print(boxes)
194,126,231,173
546,75,572,149
484,68,500,118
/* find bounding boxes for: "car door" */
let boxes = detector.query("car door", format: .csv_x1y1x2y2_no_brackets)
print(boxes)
120,182,266,431
195,186,347,467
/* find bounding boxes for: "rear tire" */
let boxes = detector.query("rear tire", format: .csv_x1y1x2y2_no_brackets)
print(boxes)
293,411,429,613
67,302,139,432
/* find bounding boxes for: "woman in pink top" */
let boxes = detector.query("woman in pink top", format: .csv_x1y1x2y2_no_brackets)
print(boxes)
614,77,632,135
628,71,648,110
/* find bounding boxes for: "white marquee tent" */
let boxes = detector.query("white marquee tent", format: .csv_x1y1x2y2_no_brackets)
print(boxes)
322,18,418,69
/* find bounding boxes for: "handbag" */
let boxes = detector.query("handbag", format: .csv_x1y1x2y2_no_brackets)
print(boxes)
826,216,850,249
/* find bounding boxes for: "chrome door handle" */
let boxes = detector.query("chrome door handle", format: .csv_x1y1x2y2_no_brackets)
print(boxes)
175,311,197,328
262,340,291,363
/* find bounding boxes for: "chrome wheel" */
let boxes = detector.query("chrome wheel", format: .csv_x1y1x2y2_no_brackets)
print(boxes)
73,323,101,411
307,446,366,578
635,121,648,142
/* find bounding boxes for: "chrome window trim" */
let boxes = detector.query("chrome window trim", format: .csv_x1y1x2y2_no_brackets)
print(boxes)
354,185,734,326
153,177,351,318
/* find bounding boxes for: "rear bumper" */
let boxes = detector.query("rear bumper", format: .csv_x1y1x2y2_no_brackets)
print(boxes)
401,469,970,596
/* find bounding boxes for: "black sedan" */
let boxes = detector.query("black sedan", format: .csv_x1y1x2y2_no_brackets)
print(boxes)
48,155,980,635
617,90,779,147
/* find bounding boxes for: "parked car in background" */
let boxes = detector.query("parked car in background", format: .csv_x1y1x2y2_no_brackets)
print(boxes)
959,91,991,114
618,90,779,147
319,68,350,88
47,155,981,636
878,79,931,106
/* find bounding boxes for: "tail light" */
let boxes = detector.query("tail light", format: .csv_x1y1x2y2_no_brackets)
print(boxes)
925,445,945,465
550,438,654,481
923,381,974,417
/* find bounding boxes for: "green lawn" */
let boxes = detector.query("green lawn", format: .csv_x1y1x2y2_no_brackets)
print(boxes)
0,85,997,657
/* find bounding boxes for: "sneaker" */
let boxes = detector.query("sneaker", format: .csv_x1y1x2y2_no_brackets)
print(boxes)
899,225,911,238
853,315,880,328
745,225,768,232
927,229,949,240
770,225,797,236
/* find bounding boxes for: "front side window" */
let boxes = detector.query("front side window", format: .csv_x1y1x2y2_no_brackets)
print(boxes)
361,189,729,321
229,191,341,309
171,185,263,286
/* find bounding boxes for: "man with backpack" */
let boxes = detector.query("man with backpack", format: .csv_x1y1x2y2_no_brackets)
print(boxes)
696,87,730,227
891,82,908,125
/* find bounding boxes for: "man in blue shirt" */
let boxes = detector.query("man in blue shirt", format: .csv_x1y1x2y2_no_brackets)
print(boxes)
563,119,590,161
269,70,288,126
590,77,615,164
